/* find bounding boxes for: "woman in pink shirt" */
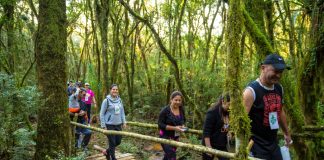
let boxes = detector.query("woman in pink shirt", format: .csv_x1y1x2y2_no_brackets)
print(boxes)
82,82,97,124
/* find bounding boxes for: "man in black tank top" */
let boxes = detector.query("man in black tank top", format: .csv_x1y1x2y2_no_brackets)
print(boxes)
243,53,293,160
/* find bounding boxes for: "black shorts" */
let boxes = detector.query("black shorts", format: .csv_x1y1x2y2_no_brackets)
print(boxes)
250,140,283,160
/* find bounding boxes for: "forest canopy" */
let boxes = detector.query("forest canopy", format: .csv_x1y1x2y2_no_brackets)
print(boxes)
0,0,323,159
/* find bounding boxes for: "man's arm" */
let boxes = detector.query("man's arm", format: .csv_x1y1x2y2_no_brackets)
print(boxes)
279,109,292,146
243,88,254,113
92,96,97,108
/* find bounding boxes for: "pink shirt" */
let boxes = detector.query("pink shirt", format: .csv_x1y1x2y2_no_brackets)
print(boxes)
82,89,95,104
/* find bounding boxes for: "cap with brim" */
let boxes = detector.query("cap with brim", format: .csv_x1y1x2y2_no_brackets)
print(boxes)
262,53,291,70
271,63,289,70
85,83,90,86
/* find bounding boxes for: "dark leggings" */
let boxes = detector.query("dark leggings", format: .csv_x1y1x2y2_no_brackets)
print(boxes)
85,104,91,123
105,124,122,160
161,136,179,160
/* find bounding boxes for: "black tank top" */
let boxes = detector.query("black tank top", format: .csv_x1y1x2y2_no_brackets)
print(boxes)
248,80,283,142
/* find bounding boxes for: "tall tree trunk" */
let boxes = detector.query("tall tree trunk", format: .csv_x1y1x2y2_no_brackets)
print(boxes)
121,2,133,113
204,0,221,62
138,32,153,92
243,6,274,65
283,0,297,69
211,5,226,72
34,0,70,159
297,1,324,159
226,0,250,159
87,0,102,106
110,12,121,84
95,0,109,96
264,0,274,47
245,0,269,63
4,0,16,74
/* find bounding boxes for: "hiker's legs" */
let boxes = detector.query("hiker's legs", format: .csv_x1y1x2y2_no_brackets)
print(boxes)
115,125,122,146
161,143,177,160
106,125,121,160
86,104,91,123
81,128,92,147
74,128,81,148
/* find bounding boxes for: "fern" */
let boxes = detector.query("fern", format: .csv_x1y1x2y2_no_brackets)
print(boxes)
0,72,40,159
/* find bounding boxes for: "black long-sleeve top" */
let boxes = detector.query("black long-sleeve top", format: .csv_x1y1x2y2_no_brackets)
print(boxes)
158,105,186,138
202,105,228,148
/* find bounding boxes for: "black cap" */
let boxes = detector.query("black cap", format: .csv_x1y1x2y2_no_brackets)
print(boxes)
261,53,291,70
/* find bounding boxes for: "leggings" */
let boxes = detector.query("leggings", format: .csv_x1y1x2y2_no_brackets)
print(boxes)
161,136,179,160
105,124,122,160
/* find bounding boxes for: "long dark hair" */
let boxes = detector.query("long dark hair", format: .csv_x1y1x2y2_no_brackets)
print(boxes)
210,93,230,123
210,93,230,111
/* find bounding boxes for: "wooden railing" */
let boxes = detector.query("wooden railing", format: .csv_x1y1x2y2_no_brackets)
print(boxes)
70,121,262,160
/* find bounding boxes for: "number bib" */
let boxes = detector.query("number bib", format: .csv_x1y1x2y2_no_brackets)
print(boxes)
175,131,180,137
85,94,89,101
269,112,279,130
114,104,121,115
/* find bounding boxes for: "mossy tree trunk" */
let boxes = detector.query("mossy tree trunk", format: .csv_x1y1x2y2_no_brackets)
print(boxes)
120,2,134,113
0,0,16,75
34,0,71,159
264,0,274,47
95,0,109,96
242,6,274,63
245,0,269,63
87,0,102,105
296,1,324,159
226,0,251,159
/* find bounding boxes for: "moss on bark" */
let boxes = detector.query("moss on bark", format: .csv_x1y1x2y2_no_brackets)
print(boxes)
226,0,251,159
34,0,71,159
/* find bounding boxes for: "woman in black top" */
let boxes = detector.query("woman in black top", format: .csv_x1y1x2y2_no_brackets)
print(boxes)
202,94,230,160
158,91,187,160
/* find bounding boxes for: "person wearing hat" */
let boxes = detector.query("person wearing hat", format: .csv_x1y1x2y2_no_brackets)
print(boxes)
243,53,292,160
74,88,92,151
82,82,97,124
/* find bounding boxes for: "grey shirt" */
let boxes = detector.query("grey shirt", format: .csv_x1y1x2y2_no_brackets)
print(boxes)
100,95,126,127
68,93,79,108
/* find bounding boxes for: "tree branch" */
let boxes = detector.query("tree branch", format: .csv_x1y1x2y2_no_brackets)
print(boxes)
243,8,274,54
71,121,262,160
19,58,36,87
27,0,39,19
118,0,188,101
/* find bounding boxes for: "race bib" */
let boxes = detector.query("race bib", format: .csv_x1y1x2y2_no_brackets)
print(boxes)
85,94,89,101
175,131,180,137
114,104,121,115
269,112,279,130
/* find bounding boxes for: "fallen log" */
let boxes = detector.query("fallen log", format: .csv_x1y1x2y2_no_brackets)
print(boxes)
127,121,202,135
127,121,324,139
71,121,262,160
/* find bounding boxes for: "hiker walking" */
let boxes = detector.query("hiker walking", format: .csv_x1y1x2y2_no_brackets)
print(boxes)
100,84,127,160
158,91,187,160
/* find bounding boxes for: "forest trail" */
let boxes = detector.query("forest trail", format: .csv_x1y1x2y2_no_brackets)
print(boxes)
87,144,136,160
86,152,136,160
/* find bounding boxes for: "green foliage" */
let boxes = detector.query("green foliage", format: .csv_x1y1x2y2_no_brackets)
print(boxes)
11,128,36,160
131,91,165,120
119,140,140,154
0,72,40,159
177,135,201,160
85,63,99,97
316,101,324,125
57,153,86,160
